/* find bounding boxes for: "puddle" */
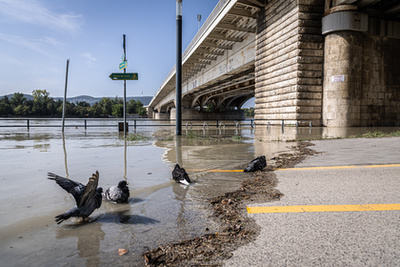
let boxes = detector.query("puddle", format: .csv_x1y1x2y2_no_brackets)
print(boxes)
0,119,395,266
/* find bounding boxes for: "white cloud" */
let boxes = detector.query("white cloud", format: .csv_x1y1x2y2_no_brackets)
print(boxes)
0,33,61,55
81,53,97,66
0,0,82,33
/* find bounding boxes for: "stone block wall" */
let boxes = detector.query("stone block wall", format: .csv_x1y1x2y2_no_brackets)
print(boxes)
254,0,324,126
323,23,400,127
360,35,400,126
323,31,363,126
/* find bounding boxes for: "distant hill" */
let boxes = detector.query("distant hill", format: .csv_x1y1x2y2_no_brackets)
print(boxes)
1,94,152,106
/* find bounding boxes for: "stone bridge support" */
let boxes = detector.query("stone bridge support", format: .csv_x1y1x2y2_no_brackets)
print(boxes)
255,0,324,126
322,8,400,127
254,0,400,127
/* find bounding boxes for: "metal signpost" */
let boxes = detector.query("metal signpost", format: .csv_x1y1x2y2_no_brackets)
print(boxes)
109,34,138,137
176,0,183,136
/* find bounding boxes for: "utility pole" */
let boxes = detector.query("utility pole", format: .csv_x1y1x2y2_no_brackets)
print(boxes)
62,59,70,133
176,0,182,136
123,34,127,137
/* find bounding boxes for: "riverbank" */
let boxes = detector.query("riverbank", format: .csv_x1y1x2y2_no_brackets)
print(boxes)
143,142,318,266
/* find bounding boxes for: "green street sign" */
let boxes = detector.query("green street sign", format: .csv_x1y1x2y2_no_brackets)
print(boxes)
109,73,138,80
119,61,127,70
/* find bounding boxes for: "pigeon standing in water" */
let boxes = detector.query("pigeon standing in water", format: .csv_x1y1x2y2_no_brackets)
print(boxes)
103,180,130,203
244,155,267,172
172,164,191,185
48,171,103,224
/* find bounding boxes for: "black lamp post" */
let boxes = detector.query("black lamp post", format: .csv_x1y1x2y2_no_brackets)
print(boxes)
176,0,182,136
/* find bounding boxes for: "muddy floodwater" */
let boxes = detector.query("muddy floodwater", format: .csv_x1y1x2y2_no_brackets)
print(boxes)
0,119,396,266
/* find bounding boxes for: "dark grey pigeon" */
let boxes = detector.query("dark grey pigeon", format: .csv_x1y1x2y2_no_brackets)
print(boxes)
244,155,266,172
103,180,130,203
172,164,191,185
48,171,102,224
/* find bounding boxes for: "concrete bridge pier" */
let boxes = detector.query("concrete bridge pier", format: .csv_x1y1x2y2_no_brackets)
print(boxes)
170,108,244,121
150,108,245,121
323,30,363,127
322,7,400,127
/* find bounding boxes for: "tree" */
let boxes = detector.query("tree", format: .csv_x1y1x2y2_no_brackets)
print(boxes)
137,106,147,117
32,89,51,115
244,107,255,117
10,92,27,110
88,102,102,117
112,103,123,117
74,101,90,117
98,97,112,116
0,96,12,115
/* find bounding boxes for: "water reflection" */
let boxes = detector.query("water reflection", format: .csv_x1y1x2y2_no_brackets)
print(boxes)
96,210,160,225
56,222,104,266
62,133,69,178
124,138,127,180
172,183,190,237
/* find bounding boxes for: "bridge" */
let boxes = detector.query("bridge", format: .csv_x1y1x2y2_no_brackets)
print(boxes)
148,0,400,127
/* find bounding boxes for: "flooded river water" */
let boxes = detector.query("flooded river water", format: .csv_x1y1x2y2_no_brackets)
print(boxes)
0,119,395,266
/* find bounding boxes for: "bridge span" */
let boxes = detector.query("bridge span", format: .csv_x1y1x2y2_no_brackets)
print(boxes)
148,0,400,127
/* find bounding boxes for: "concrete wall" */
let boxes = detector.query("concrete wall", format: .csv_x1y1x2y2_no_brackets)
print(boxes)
170,108,244,121
254,0,324,126
361,35,400,126
323,17,400,126
323,31,363,126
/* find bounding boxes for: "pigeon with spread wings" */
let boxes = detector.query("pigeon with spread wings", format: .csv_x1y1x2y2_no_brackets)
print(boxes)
48,171,103,224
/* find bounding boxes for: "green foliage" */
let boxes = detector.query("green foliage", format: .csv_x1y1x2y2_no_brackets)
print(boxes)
0,92,147,118
127,99,147,116
232,135,243,141
243,107,255,117
127,132,151,141
0,96,12,115
10,93,26,108
98,97,113,116
112,103,124,118
350,130,400,138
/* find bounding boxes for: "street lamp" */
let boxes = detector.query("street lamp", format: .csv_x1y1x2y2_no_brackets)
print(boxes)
197,14,202,30
176,0,182,136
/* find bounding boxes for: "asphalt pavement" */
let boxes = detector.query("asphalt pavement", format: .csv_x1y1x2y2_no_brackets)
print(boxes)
224,137,400,266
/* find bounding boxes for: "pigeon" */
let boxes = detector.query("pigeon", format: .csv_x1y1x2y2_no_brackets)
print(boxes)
103,180,130,203
172,164,191,185
243,155,266,172
48,171,103,224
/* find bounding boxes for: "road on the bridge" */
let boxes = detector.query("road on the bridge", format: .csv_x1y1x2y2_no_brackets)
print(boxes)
224,138,400,266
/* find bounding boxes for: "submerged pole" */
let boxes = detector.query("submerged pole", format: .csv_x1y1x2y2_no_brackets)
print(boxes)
62,59,70,133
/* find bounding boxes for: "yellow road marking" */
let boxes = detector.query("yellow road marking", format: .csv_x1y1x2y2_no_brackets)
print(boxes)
188,169,243,172
278,164,400,171
247,204,400,214
188,164,400,173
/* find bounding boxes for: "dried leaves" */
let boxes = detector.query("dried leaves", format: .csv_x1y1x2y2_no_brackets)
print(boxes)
143,142,317,266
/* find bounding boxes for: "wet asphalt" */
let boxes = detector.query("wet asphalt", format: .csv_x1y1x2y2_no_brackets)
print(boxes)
224,137,400,266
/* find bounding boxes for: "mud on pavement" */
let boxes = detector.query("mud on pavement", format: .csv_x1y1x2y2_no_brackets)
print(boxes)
143,142,318,266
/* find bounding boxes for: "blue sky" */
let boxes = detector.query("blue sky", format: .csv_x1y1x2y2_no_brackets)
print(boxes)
0,0,219,98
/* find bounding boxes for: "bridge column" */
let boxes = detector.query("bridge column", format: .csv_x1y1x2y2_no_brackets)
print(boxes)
322,8,400,126
170,108,244,120
254,0,324,126
322,30,363,126
153,112,170,120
